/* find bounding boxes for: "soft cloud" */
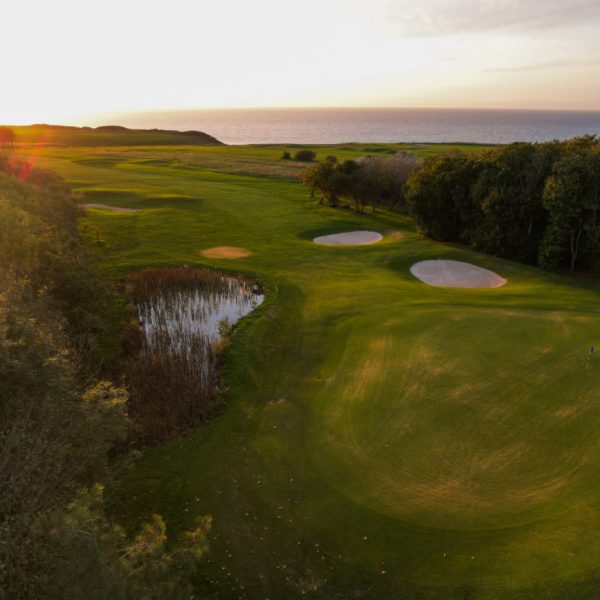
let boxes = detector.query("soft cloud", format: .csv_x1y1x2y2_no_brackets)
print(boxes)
2,0,600,121
387,0,600,36
485,58,600,73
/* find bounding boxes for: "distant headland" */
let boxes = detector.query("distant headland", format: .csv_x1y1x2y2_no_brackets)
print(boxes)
2,124,223,146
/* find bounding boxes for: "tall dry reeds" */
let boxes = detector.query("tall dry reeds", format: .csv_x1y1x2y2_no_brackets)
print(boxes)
125,267,262,443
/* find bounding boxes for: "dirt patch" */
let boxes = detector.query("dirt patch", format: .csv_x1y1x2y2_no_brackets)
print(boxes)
313,231,383,246
347,338,392,400
201,246,252,259
83,203,139,212
269,398,288,405
389,231,404,239
410,260,507,289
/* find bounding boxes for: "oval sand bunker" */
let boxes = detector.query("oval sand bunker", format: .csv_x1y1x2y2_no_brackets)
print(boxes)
411,260,507,289
201,246,252,259
313,231,383,245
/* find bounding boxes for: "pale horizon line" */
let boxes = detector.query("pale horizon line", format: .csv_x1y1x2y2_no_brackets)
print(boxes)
7,104,600,128
104,105,600,114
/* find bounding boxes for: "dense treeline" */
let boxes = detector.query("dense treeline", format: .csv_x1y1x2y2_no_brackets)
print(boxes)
301,153,421,212
406,136,600,271
0,157,209,599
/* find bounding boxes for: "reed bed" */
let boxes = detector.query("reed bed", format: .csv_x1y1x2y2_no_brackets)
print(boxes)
125,267,263,443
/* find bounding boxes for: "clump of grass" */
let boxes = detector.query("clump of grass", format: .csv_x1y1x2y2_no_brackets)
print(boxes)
125,267,263,443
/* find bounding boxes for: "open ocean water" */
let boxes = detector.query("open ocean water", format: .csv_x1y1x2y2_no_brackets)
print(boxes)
100,108,600,145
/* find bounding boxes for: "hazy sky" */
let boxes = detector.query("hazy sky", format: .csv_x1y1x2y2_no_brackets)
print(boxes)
4,0,600,123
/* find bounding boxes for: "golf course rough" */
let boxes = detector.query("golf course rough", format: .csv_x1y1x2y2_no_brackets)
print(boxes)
313,230,383,245
411,259,507,288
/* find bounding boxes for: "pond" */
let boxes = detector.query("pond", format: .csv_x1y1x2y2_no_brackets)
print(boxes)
136,275,264,351
125,267,264,442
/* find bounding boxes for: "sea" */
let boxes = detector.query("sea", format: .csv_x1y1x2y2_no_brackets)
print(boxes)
97,108,600,146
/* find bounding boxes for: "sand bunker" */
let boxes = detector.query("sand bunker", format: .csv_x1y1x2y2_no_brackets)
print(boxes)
83,203,139,213
313,231,383,245
410,260,507,288
201,246,252,259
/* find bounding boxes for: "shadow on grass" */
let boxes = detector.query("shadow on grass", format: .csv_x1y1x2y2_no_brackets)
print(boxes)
72,157,124,168
82,188,202,210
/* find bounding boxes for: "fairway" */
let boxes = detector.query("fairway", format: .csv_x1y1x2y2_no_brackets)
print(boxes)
16,143,600,599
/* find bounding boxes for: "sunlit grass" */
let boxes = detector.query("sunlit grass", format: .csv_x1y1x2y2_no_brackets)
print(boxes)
11,141,600,599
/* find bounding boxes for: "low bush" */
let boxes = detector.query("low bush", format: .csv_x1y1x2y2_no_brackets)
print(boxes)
294,149,316,162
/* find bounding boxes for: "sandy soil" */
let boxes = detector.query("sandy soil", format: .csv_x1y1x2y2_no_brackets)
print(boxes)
313,231,383,245
83,203,139,213
201,246,252,259
410,260,507,288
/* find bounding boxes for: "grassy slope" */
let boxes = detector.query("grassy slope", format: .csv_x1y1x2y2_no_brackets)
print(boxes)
11,143,600,599
4,124,222,146
14,142,489,185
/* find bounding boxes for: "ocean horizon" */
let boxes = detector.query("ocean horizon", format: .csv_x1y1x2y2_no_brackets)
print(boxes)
92,107,600,145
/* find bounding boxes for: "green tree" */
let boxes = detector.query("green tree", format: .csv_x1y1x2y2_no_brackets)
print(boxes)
334,160,362,211
540,141,600,270
301,160,337,204
405,153,481,242
294,149,316,162
0,127,15,149
467,142,561,262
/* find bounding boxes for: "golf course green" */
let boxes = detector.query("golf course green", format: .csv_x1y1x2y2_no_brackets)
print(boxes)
16,141,600,599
